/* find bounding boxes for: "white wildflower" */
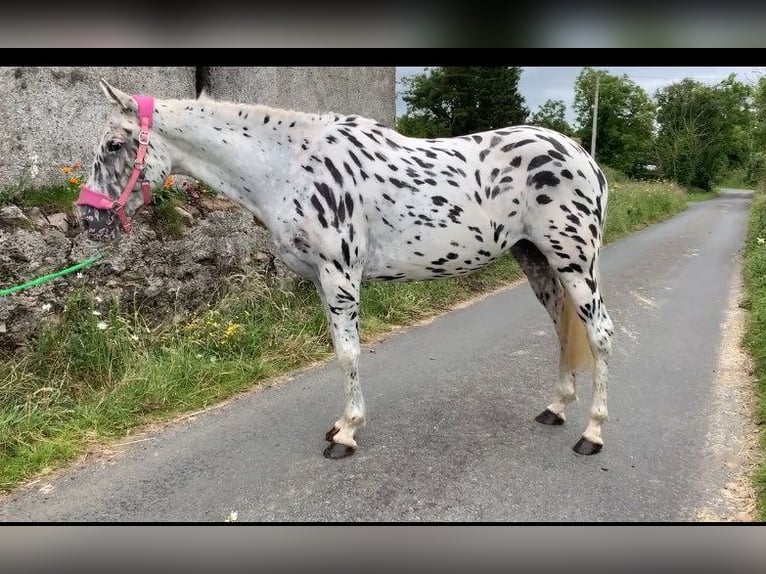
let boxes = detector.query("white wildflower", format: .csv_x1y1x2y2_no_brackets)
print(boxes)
130,334,139,342
75,272,84,279
196,354,203,359
28,152,39,179
225,511,238,522
95,295,103,303
757,237,765,245
41,303,52,312
97,321,108,330
91,310,101,316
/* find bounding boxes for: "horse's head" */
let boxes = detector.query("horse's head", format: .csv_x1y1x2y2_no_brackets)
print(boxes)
78,79,172,241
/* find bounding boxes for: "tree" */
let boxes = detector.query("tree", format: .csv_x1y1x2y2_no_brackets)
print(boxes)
573,68,656,177
747,75,766,184
529,99,573,135
654,76,754,190
397,67,529,138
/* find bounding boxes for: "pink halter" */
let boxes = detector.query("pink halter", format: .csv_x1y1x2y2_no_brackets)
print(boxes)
77,95,155,232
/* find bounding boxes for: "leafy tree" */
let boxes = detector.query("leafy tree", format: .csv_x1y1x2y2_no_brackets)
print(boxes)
715,73,754,170
573,68,656,177
654,75,754,190
397,67,529,138
745,76,766,184
529,99,573,136
395,113,447,139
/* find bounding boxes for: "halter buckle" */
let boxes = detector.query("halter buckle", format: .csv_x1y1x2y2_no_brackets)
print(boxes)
139,130,150,145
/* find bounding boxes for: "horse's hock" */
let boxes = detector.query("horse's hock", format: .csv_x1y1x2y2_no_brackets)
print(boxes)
0,66,396,349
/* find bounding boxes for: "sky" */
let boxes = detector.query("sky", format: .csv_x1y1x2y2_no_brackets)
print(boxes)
395,67,766,126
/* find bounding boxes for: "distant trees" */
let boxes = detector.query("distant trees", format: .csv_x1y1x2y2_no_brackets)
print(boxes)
529,99,573,136
396,67,529,138
396,66,765,191
654,74,754,190
573,68,656,178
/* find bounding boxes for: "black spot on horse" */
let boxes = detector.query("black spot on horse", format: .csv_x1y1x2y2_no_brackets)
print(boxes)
536,134,570,157
573,201,591,215
549,150,566,162
531,171,561,190
536,194,553,205
324,158,343,187
310,195,328,228
528,155,553,170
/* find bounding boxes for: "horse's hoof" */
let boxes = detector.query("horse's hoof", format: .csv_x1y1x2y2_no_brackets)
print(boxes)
325,426,340,442
535,408,565,426
323,442,356,459
573,437,602,455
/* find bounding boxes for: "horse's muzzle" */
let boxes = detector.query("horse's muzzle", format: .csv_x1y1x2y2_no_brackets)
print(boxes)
79,205,121,241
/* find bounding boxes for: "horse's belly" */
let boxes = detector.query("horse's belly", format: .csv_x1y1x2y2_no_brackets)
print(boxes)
363,229,516,281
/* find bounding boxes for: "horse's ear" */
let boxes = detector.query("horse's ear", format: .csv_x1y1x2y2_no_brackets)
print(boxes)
99,78,136,113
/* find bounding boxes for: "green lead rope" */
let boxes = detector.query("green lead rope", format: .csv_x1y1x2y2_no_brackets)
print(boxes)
0,252,107,297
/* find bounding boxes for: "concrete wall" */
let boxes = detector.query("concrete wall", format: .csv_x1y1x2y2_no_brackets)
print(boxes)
0,67,195,189
206,67,396,127
0,66,395,190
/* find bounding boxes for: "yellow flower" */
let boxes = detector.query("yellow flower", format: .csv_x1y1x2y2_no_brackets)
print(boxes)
163,176,175,189
62,166,72,174
224,323,242,338
69,177,80,185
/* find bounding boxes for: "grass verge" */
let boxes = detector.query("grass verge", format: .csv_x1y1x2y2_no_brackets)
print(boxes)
0,176,694,491
741,189,766,519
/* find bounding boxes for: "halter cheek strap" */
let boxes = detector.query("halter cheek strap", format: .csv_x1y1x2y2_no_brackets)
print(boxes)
77,94,155,233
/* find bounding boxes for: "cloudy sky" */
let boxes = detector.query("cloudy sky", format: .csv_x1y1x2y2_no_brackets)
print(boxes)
395,67,766,126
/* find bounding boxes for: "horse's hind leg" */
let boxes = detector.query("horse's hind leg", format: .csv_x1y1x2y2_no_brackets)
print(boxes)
314,267,366,459
511,240,580,426
549,255,613,455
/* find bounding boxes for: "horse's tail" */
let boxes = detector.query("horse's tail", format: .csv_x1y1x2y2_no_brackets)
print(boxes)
560,285,595,372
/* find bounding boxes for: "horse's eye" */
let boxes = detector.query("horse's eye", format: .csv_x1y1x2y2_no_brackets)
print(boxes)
106,139,124,152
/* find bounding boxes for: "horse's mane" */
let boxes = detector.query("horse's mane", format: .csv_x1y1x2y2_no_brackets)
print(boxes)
186,90,337,129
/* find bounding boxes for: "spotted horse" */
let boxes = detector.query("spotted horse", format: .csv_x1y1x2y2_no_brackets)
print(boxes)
78,79,615,459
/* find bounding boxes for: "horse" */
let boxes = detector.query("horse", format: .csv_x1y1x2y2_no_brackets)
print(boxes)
77,79,614,459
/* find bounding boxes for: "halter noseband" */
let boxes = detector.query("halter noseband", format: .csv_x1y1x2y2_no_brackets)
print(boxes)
77,95,155,233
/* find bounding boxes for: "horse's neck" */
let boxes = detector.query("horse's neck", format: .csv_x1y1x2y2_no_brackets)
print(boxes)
158,98,328,225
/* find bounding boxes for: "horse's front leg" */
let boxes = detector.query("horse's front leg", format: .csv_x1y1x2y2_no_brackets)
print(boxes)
316,268,366,459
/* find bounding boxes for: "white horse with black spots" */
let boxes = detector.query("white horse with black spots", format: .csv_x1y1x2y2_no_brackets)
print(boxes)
78,79,614,459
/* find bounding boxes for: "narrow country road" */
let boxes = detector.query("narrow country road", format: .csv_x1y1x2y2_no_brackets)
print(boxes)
0,189,755,522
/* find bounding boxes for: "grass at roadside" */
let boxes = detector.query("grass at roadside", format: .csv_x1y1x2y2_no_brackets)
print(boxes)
0,176,694,491
741,190,766,519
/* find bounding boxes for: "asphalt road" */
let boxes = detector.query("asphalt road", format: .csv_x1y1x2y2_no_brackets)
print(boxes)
0,189,754,522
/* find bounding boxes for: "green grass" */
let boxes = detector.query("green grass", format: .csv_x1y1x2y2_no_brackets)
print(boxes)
0,176,692,491
688,189,720,202
602,179,688,243
16,186,80,213
718,168,752,190
741,189,766,519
